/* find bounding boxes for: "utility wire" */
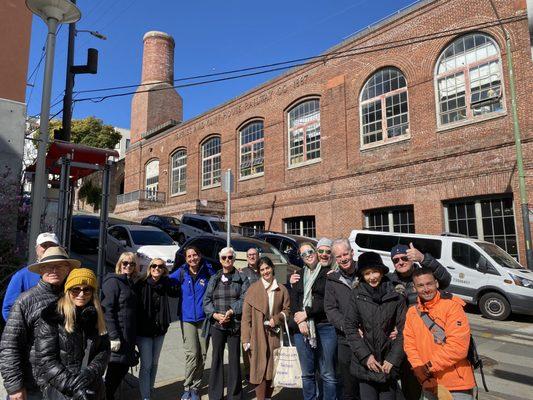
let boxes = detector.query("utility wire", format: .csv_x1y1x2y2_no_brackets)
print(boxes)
72,14,525,105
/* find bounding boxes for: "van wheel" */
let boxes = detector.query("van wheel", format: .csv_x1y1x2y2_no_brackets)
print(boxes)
479,292,511,320
177,233,186,245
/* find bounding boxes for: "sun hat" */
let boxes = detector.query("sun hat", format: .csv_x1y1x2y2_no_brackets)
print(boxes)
36,232,60,246
356,251,389,277
28,246,81,274
64,268,97,293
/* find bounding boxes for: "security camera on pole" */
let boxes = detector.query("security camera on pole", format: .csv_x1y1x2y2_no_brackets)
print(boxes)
25,0,81,261
222,169,234,248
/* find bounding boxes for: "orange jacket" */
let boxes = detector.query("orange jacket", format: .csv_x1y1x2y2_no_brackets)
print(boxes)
403,291,476,391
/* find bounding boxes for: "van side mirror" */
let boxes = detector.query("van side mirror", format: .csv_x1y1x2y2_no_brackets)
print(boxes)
477,257,489,273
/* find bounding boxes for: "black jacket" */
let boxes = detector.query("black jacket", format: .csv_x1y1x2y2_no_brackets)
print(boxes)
324,269,358,344
388,253,452,306
0,280,62,394
100,273,137,365
289,265,330,332
134,276,180,338
344,278,406,383
35,302,110,399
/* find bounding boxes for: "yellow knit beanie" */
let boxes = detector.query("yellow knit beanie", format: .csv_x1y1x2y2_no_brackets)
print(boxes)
64,268,97,293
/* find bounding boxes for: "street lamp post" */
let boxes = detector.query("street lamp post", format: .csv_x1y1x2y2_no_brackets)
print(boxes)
26,0,80,261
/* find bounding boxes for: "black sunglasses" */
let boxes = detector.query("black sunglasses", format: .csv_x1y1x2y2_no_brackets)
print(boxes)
150,264,166,270
392,256,409,264
70,287,93,296
221,255,234,261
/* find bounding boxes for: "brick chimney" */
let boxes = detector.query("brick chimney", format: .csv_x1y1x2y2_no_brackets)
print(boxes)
130,31,183,143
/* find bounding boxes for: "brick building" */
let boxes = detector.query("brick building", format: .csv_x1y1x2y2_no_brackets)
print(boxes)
117,0,533,263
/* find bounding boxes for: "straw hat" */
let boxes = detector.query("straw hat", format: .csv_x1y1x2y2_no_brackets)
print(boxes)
28,246,81,274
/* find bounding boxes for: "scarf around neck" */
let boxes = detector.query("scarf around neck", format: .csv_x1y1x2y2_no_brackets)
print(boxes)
303,264,322,348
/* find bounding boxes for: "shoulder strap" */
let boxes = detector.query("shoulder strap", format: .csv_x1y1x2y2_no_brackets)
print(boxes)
417,308,447,344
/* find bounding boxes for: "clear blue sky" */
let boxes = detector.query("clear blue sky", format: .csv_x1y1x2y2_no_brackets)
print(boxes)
26,0,417,130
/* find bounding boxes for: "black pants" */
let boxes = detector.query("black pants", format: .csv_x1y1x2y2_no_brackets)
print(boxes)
359,380,397,400
338,342,360,400
209,327,242,400
105,362,129,400
400,360,422,400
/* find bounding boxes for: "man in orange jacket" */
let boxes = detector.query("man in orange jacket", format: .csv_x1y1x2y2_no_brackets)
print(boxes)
403,267,476,400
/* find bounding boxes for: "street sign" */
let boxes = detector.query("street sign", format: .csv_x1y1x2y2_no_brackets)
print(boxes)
222,169,234,193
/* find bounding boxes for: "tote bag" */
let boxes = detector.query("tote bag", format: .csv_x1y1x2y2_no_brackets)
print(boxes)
272,313,302,389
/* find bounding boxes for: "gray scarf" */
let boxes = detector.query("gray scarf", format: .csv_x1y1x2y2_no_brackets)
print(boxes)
303,264,321,348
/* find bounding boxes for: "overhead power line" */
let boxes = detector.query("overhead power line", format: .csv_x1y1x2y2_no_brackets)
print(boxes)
71,14,525,105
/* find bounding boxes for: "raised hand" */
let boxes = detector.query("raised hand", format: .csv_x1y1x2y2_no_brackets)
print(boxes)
406,242,425,263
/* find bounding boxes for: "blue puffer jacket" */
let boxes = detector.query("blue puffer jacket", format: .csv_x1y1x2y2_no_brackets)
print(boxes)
170,262,215,323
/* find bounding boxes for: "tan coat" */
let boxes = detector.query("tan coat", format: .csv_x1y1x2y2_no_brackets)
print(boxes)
241,279,291,385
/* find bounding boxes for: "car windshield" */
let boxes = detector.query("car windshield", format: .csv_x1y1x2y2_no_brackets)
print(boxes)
210,221,238,233
477,242,523,270
231,239,289,263
130,229,174,246
73,218,99,229
161,216,180,226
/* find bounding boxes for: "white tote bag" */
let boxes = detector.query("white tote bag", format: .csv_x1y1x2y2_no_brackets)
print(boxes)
272,313,303,389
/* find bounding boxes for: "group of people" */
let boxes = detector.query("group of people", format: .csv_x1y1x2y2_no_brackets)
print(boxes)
0,231,479,400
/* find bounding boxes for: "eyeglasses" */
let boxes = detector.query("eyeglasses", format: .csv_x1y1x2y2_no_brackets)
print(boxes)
150,264,166,270
70,287,93,296
221,255,234,261
300,249,315,258
317,249,331,255
392,256,409,264
121,261,136,267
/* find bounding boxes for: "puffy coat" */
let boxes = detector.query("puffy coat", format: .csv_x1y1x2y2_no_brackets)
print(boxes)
0,280,62,394
135,276,180,337
403,291,476,391
388,253,451,306
324,269,358,345
35,302,110,399
344,278,406,383
170,261,215,323
241,279,290,385
100,273,137,365
288,265,330,332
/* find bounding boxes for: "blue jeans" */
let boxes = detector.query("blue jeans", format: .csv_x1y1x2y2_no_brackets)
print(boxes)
294,323,338,400
137,335,165,400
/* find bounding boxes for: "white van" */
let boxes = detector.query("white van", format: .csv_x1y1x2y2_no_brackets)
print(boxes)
349,230,533,320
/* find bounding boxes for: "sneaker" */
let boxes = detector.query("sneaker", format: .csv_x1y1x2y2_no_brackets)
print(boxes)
190,389,200,400
181,390,191,400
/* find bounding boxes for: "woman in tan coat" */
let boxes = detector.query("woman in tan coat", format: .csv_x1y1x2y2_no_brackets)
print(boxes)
241,256,291,400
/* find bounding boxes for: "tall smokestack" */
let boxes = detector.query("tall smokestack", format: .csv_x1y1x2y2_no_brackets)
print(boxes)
130,31,183,143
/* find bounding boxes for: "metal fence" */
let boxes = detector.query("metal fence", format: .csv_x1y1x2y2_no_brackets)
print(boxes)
116,190,166,205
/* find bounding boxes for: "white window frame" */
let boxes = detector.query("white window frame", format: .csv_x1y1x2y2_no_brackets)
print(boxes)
359,68,410,149
239,120,265,179
435,33,505,129
201,136,221,189
145,159,159,200
364,206,415,233
170,149,187,196
283,216,316,238
287,99,321,168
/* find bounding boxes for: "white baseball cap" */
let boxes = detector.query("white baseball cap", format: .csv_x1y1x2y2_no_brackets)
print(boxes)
36,232,60,247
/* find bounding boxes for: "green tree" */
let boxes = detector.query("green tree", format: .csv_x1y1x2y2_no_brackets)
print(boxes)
47,116,121,149
78,179,102,211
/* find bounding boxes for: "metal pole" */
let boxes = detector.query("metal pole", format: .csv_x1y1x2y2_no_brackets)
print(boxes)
62,0,76,141
97,160,112,288
505,31,533,269
227,180,231,248
28,17,59,261
57,155,71,246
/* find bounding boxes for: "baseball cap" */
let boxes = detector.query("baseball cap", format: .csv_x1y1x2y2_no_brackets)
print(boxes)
36,232,60,247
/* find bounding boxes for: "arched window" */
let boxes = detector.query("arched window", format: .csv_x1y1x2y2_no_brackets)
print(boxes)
170,149,187,195
240,120,264,178
288,99,320,166
360,67,409,146
201,136,221,188
145,159,159,200
436,33,503,126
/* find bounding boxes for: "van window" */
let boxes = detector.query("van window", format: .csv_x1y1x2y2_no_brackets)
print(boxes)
452,242,482,270
355,233,442,258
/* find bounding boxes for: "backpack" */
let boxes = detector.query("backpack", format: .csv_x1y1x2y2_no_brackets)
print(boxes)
417,306,488,393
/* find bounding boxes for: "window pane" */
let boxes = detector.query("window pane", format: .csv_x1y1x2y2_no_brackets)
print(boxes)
202,137,221,188
240,121,264,177
288,100,320,165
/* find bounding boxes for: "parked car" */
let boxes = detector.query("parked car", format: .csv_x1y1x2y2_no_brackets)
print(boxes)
349,229,533,320
141,215,181,240
178,213,238,244
174,235,299,284
252,232,317,268
106,224,180,272
71,215,100,254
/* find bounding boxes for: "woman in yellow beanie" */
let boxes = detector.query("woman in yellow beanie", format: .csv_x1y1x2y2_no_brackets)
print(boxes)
35,268,110,400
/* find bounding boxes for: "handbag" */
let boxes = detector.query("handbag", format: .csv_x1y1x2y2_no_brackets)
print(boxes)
272,313,302,389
